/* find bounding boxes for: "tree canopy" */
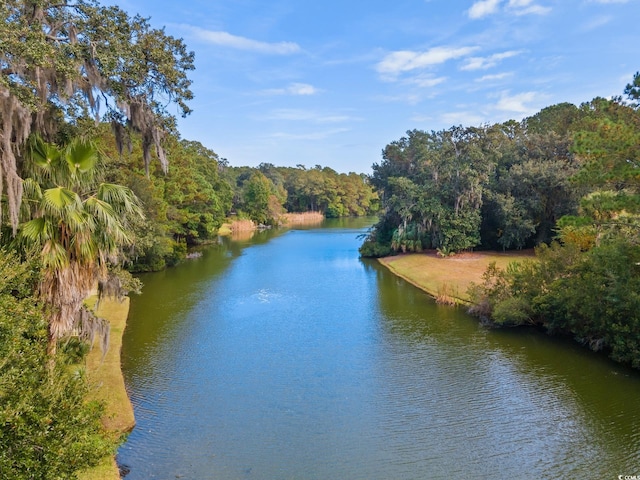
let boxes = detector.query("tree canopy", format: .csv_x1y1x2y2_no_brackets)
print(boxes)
459,85,640,368
0,0,194,233
362,121,578,256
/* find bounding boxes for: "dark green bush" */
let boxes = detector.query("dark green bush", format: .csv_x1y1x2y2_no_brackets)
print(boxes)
0,251,116,479
359,239,393,258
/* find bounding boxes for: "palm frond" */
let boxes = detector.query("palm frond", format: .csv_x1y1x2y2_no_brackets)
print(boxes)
22,178,43,201
85,197,131,246
71,230,98,262
65,140,98,174
19,217,50,244
41,239,70,270
42,187,82,219
65,207,94,234
27,135,60,172
96,183,144,218
85,197,119,228
19,136,141,352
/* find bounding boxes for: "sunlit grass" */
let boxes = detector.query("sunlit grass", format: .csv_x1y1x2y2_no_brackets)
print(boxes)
78,295,135,480
379,250,535,304
78,455,120,480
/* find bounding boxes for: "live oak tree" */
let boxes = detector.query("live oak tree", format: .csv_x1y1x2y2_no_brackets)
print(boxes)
366,127,491,255
483,129,579,249
0,0,194,234
241,171,282,225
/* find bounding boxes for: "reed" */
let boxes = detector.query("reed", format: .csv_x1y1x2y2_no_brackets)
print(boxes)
229,219,257,232
279,212,324,225
435,282,458,306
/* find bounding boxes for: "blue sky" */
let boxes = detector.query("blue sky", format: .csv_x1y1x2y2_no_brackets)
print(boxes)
120,0,639,174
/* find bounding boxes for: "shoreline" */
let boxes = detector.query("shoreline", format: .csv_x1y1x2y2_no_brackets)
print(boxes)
78,295,135,480
378,250,534,304
218,212,326,237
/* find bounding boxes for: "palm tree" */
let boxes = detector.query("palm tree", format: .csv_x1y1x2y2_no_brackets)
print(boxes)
18,136,143,356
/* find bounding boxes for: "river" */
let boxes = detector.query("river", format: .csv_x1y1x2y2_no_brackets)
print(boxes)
118,218,640,479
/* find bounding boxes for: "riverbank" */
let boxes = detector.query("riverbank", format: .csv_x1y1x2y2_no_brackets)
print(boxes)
218,212,326,240
378,250,534,304
78,295,135,480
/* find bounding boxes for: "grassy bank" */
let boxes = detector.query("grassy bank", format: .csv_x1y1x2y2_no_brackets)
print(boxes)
379,250,534,304
78,295,135,480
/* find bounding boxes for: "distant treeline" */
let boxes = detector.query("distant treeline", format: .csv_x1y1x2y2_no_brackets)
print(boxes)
362,75,640,368
93,125,378,272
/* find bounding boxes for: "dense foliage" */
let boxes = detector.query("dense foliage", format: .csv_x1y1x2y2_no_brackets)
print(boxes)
0,0,194,234
95,125,234,271
459,87,640,368
93,128,378,270
0,1,194,475
360,75,640,367
224,163,378,226
0,250,116,479
361,104,582,256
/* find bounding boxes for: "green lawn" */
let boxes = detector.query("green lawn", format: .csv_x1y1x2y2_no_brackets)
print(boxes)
379,250,535,304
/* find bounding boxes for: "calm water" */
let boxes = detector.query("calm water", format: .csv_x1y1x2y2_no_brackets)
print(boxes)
118,218,640,479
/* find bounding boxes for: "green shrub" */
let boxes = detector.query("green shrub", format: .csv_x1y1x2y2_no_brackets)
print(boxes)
492,296,533,326
359,239,393,258
0,251,116,479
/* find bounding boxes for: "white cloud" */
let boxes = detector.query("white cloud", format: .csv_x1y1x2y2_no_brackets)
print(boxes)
410,114,433,123
376,46,478,76
261,83,320,96
263,109,353,123
495,91,539,113
268,128,350,140
441,111,487,126
580,15,613,31
460,50,521,71
468,0,502,19
405,74,448,88
188,27,301,54
475,72,513,82
510,4,552,15
288,83,318,95
467,0,551,18
376,92,424,105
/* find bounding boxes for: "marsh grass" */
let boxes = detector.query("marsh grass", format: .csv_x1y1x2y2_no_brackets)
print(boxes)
279,212,324,225
219,213,325,239
217,223,233,236
229,219,256,232
435,282,459,305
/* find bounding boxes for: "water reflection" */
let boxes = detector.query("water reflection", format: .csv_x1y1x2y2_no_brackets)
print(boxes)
373,259,640,477
119,220,640,479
